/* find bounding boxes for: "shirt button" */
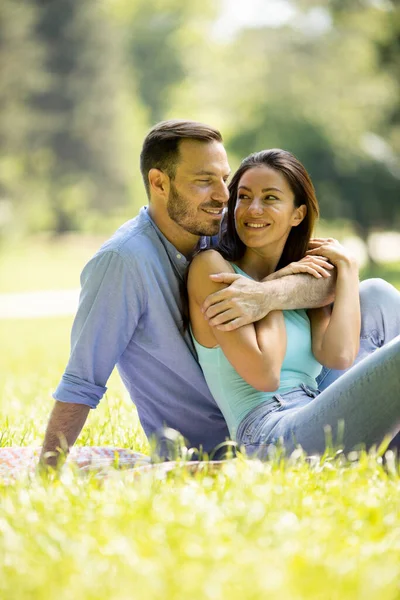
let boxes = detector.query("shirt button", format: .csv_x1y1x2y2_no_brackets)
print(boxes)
176,253,182,259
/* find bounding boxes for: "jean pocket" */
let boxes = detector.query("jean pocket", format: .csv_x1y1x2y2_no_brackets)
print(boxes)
243,397,283,445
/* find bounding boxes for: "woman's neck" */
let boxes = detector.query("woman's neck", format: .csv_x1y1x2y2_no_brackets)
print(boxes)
235,246,284,281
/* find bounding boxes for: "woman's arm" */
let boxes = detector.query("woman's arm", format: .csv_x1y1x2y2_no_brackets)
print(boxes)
308,239,360,370
188,250,286,392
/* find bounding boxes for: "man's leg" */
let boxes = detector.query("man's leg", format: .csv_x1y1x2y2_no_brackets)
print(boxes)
317,278,400,391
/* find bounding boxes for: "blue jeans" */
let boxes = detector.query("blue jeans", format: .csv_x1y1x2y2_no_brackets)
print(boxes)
236,279,400,457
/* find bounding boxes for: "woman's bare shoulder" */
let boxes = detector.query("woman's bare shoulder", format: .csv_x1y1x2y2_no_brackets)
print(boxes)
187,250,234,304
189,249,233,275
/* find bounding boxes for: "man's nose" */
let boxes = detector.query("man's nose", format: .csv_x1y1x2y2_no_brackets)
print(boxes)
212,180,229,204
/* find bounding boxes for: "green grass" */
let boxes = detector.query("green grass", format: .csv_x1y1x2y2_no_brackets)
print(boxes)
1,239,400,599
0,235,105,293
1,318,400,599
0,318,147,451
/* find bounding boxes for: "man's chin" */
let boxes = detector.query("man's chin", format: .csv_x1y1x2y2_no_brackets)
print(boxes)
198,225,220,237
183,221,220,237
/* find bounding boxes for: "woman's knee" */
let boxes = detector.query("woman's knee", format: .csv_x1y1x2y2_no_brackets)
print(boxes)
359,278,400,309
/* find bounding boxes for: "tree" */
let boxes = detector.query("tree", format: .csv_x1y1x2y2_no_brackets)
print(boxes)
220,0,400,243
29,0,132,232
0,0,45,234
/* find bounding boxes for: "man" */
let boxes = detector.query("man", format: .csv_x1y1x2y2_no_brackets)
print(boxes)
40,120,398,466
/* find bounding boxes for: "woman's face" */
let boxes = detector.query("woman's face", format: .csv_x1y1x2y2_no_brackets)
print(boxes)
234,165,306,252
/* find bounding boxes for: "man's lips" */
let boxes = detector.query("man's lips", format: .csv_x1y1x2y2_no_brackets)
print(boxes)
202,207,224,218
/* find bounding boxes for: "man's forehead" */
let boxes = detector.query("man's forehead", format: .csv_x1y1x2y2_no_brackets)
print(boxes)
177,139,230,174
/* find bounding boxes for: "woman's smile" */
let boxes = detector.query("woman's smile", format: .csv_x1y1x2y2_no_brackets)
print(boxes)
244,221,271,229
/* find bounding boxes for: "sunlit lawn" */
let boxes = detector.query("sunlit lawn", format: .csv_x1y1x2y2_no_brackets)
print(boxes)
1,239,400,599
0,235,106,293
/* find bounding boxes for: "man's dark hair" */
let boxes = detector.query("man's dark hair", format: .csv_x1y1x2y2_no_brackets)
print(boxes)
140,120,223,198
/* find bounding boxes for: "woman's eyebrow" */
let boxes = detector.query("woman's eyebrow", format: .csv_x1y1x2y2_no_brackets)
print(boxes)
238,185,283,193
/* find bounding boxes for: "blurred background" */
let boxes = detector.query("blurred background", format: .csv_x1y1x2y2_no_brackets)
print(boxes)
0,0,399,317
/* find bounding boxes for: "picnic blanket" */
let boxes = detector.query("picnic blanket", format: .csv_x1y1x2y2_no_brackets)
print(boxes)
0,446,150,483
0,447,230,484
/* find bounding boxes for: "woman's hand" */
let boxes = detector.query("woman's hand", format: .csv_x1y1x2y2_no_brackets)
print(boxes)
267,255,334,281
306,238,358,270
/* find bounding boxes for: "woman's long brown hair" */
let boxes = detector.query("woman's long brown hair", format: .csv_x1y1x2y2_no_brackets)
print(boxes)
217,148,319,270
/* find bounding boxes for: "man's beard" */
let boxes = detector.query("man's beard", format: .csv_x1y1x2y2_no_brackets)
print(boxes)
167,183,221,237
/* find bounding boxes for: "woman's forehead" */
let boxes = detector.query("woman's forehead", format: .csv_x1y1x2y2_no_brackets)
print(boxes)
239,166,292,194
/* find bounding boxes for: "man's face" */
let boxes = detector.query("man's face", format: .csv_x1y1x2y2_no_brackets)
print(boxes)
167,140,231,236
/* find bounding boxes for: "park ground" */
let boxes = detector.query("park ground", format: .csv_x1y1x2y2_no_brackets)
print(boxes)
1,236,400,599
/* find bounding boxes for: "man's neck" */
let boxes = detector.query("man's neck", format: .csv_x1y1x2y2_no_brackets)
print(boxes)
148,205,200,258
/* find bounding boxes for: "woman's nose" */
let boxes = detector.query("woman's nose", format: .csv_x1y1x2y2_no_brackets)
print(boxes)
248,198,264,214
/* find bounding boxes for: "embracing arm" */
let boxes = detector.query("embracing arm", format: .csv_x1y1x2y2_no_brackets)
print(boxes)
188,251,286,391
202,269,336,332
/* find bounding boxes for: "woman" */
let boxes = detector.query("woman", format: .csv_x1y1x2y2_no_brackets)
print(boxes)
188,149,400,458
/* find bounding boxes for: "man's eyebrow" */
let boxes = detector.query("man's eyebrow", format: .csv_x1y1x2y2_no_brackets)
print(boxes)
194,170,231,177
238,185,283,193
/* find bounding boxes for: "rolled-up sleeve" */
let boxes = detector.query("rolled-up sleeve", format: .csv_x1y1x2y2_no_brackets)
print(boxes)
53,250,145,409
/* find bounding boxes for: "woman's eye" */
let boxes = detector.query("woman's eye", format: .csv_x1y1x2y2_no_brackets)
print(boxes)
238,194,250,200
264,195,278,202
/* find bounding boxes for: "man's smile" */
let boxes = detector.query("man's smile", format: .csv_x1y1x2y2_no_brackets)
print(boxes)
202,207,224,217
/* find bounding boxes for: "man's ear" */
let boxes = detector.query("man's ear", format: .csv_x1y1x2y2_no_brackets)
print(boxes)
148,168,170,199
292,204,307,227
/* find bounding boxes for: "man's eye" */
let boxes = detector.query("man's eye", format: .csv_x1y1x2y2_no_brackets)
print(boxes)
198,179,211,184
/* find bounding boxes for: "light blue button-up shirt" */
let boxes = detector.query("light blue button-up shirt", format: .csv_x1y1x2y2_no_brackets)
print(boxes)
54,207,230,452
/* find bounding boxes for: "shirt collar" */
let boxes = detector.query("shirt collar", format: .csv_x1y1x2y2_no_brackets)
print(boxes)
140,206,210,278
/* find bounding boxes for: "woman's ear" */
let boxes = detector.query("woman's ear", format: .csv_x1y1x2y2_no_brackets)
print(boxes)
148,168,170,199
292,204,307,227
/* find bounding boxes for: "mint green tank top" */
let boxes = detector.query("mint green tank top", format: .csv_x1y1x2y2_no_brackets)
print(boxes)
191,264,322,440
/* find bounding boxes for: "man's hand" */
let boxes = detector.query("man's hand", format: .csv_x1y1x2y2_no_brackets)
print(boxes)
40,401,90,470
202,273,271,331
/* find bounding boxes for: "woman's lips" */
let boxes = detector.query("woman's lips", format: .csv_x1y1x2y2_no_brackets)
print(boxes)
244,222,271,229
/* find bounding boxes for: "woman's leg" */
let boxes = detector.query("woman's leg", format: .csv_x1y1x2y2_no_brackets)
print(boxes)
317,278,400,391
265,335,400,455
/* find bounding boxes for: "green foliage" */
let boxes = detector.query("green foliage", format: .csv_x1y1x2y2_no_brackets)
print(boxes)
29,0,133,232
0,0,399,241
223,1,400,237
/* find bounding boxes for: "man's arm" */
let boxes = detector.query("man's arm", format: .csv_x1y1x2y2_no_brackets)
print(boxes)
202,271,336,332
40,250,145,468
40,402,90,468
